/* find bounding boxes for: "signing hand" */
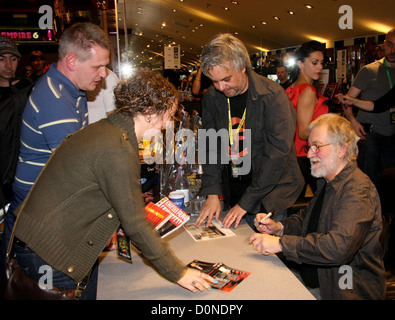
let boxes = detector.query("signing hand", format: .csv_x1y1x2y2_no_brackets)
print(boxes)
254,213,283,235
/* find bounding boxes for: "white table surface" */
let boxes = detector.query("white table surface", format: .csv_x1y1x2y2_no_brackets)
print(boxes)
97,218,315,300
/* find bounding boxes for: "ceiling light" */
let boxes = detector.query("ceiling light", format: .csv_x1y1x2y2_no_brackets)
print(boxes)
287,11,295,15
286,57,296,68
162,22,166,27
223,7,230,11
231,1,239,4
305,4,313,9
251,25,256,29
273,16,280,21
121,63,133,78
261,21,268,25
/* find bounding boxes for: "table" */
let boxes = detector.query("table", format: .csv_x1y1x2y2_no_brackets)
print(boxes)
97,219,315,300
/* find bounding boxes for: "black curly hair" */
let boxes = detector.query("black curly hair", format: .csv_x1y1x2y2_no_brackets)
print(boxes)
114,68,180,117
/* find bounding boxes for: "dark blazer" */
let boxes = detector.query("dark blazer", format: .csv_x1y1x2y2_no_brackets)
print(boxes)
200,69,304,215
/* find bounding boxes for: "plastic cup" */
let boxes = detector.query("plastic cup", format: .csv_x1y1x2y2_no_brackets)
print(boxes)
169,191,185,210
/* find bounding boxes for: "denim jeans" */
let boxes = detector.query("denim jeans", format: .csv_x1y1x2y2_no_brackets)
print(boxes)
357,130,395,186
14,243,98,300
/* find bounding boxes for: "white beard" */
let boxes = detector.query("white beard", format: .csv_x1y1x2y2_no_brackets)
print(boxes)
310,152,339,179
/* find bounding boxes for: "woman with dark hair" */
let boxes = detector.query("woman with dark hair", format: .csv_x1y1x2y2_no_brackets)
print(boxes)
286,41,329,195
9,68,215,299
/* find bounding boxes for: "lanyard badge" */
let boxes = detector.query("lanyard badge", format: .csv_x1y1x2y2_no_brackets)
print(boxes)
227,98,246,177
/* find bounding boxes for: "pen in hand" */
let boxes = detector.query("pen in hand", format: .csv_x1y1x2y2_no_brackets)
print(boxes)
258,211,273,226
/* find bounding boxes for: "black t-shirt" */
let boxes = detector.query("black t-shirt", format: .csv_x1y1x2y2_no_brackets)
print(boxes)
0,77,32,102
228,91,251,181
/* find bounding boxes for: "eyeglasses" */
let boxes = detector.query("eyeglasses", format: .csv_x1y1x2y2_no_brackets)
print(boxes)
303,143,331,154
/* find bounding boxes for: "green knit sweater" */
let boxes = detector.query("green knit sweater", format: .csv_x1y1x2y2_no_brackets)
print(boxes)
14,113,186,283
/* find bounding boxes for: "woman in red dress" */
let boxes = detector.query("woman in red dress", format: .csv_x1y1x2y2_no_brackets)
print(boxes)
286,41,329,195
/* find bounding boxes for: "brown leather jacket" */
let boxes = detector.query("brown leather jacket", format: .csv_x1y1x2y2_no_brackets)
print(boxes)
281,162,386,299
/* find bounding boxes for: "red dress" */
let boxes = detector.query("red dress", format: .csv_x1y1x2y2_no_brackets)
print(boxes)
286,83,328,157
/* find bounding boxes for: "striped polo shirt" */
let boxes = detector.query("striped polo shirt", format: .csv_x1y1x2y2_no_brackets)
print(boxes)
13,63,88,198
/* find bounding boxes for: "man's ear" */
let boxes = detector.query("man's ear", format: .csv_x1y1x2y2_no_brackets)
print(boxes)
338,143,348,159
65,54,77,72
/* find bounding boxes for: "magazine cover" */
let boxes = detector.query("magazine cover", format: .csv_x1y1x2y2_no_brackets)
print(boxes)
184,220,235,241
144,201,172,229
155,197,190,238
187,260,250,292
117,197,190,259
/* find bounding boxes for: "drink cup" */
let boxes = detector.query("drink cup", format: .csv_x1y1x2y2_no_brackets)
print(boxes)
169,191,185,210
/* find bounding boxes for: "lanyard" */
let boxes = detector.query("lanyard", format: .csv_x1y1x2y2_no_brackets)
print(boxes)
227,98,246,146
384,58,393,89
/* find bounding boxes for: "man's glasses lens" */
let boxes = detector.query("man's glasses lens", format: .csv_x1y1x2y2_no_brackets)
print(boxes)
303,144,330,153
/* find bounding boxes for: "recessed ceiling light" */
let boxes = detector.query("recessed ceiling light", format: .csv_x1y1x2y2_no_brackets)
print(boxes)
287,11,295,15
251,25,256,29
231,1,239,4
273,16,280,21
305,4,313,9
261,21,268,25
223,7,230,11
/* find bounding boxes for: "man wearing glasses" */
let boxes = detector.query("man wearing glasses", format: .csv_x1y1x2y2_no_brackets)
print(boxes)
250,114,386,300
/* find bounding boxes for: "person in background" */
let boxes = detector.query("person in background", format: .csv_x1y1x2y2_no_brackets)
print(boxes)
337,87,395,113
250,113,386,300
342,28,395,186
286,41,329,196
1,22,111,273
195,33,303,229
87,66,120,251
276,65,290,90
0,36,32,233
11,68,216,299
25,50,50,82
191,66,211,99
87,67,119,124
0,36,31,102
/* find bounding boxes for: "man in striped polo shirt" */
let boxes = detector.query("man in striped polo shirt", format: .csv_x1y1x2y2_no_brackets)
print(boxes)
1,22,111,261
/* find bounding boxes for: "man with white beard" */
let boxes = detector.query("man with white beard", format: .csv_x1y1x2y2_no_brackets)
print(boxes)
249,113,386,300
